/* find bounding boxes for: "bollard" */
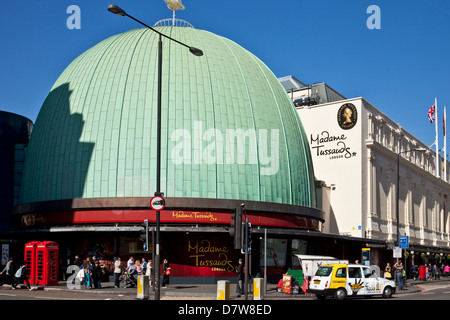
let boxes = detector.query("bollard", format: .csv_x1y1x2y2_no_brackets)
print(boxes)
217,280,230,300
253,278,264,300
137,275,149,300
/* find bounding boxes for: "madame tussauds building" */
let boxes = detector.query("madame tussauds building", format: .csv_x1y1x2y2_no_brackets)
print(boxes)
13,23,327,283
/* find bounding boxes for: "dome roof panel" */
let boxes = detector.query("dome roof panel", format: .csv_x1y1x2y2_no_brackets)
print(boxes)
20,27,316,207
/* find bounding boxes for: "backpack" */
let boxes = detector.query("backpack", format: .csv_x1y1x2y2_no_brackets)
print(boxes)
15,265,25,278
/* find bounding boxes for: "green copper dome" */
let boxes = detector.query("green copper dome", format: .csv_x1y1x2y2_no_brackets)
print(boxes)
20,26,316,207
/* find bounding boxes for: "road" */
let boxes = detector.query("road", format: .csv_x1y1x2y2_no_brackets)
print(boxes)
2,281,450,301
0,288,135,300
0,287,213,301
392,282,450,300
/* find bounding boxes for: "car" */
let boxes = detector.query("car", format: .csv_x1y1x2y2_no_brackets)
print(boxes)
308,263,396,300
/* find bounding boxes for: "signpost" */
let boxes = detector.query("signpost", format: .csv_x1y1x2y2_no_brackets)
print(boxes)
398,235,409,274
393,247,402,259
150,196,165,211
150,195,165,300
399,236,409,249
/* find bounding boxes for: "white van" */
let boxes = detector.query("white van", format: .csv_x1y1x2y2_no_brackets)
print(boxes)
308,263,396,300
294,254,349,280
294,254,349,290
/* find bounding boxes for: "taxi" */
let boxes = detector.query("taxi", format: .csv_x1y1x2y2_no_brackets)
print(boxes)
308,263,396,300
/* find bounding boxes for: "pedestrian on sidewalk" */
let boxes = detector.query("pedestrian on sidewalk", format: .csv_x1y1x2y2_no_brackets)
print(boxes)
0,258,15,287
236,258,244,297
384,263,393,280
114,257,123,288
393,260,404,291
141,257,148,275
92,261,102,289
12,263,32,290
74,255,82,268
444,264,450,277
146,259,153,287
135,260,143,275
127,256,134,268
82,260,91,289
411,264,418,280
433,264,440,280
428,263,433,280
162,259,171,288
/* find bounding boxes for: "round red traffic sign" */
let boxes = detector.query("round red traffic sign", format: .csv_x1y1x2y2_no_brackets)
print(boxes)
150,196,165,211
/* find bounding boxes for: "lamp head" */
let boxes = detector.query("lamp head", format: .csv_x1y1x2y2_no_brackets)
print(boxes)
189,47,203,57
107,4,127,16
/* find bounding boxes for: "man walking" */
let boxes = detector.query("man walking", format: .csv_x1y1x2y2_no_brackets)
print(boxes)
236,258,244,297
393,260,404,291
12,262,32,290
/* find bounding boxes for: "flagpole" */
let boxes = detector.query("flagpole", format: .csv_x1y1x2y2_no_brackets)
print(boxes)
444,105,447,182
436,97,440,179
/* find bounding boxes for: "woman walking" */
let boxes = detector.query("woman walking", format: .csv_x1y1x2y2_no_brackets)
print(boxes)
82,260,91,289
162,259,171,288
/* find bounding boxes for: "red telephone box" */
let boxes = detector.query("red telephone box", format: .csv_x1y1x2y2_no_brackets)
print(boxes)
35,241,59,286
24,241,40,285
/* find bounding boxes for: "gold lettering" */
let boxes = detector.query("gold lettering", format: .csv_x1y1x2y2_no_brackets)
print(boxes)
188,240,198,253
171,211,217,221
187,240,234,272
188,254,205,266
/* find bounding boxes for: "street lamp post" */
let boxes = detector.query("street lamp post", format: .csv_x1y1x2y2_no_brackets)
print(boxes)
107,4,203,300
396,147,426,246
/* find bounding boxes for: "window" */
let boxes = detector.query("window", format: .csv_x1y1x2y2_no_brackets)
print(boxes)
348,267,362,278
335,267,347,278
315,266,332,277
362,267,373,278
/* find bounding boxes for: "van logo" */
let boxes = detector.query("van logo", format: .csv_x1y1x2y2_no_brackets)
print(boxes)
349,279,364,295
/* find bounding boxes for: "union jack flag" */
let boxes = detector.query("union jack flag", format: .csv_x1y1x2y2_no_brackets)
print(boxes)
428,103,435,123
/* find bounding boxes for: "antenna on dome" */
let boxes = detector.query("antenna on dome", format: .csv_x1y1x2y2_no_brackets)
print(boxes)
163,0,185,26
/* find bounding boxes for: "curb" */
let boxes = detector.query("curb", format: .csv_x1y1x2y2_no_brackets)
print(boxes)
3,276,447,299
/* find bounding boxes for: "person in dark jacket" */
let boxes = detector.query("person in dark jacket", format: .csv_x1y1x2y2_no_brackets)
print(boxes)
236,258,244,297
162,259,171,288
92,261,102,289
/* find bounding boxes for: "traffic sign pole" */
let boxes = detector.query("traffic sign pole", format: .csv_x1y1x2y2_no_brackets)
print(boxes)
150,194,164,301
399,235,409,275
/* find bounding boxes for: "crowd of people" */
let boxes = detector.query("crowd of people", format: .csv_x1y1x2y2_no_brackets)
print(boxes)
1,253,172,290
73,255,112,289
409,263,450,280
112,256,170,289
72,255,169,289
384,260,450,291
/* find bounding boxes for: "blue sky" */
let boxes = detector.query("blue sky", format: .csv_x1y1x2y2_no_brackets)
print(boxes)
1,0,450,150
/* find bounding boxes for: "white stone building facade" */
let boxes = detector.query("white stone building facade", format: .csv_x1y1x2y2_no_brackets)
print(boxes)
293,89,450,254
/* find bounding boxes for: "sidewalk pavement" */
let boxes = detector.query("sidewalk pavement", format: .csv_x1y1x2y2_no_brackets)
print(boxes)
4,275,450,300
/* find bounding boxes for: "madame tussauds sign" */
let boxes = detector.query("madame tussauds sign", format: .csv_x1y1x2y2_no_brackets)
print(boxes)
310,130,357,160
188,239,235,272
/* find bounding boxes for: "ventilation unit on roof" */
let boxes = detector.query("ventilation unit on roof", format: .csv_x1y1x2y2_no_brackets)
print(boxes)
294,97,317,107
